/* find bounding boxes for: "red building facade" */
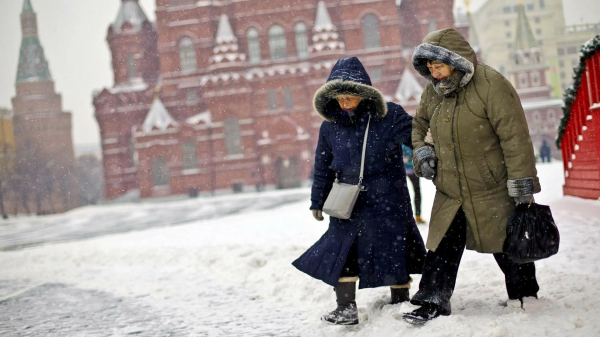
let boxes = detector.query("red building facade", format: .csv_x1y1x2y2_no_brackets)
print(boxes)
94,0,457,199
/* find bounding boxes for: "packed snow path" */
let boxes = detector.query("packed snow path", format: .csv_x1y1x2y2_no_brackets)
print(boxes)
1,162,599,336
0,190,309,251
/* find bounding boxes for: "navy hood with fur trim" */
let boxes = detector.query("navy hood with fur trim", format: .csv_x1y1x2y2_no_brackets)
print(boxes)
313,57,388,122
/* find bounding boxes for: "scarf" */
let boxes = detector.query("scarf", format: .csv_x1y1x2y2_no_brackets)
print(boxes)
432,70,465,96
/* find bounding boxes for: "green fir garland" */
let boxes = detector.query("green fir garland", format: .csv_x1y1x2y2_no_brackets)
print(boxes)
556,34,600,149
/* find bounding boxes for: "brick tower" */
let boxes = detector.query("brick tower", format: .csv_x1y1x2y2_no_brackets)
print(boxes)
508,0,563,160
11,0,79,214
94,0,160,199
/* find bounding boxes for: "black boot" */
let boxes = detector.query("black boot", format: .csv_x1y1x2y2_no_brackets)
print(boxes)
321,281,358,325
402,303,446,325
390,287,410,305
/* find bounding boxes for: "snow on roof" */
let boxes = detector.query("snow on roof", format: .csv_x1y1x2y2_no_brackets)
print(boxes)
113,0,149,33
521,99,564,110
142,97,178,133
216,14,236,44
395,68,424,104
186,111,212,125
314,1,335,32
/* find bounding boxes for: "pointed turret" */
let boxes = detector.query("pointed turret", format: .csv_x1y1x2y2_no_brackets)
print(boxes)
112,0,149,34
309,1,345,58
210,14,245,68
16,0,51,83
22,0,33,13
514,0,537,50
508,0,550,98
142,91,178,133
395,67,423,105
107,0,158,88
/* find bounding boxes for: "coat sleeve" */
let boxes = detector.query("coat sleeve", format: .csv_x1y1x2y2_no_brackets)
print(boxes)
386,103,413,161
411,85,433,177
485,72,541,194
311,122,336,210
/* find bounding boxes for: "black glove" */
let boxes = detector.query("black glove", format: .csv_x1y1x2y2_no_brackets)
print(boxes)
415,146,437,180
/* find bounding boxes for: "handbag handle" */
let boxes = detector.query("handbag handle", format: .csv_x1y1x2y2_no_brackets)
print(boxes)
358,116,372,186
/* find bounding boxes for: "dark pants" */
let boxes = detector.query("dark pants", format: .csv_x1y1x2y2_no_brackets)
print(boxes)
340,238,359,278
411,208,539,315
407,173,421,216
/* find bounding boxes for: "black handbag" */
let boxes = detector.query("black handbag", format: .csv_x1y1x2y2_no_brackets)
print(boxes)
503,203,560,264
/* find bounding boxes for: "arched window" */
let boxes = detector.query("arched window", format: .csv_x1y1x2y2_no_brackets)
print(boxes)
224,119,243,155
152,157,170,186
547,109,555,121
519,73,529,87
295,22,308,59
247,28,261,64
531,72,541,86
362,14,381,49
533,110,541,123
268,25,287,60
179,37,197,72
181,141,198,170
127,54,136,79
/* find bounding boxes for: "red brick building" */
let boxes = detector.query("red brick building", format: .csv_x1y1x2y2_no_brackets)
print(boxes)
10,0,79,214
94,0,458,199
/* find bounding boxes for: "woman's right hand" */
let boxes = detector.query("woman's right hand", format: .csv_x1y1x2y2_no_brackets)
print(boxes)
312,209,324,221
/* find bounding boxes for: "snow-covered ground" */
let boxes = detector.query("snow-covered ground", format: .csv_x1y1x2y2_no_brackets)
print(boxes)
1,162,599,336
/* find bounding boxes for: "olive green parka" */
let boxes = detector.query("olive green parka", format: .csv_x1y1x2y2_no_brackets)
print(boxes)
411,29,541,253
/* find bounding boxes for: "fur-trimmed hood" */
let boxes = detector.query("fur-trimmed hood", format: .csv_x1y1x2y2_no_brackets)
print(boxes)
313,57,387,122
412,29,477,88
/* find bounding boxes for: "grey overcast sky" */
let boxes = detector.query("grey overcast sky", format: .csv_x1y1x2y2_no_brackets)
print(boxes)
0,0,598,151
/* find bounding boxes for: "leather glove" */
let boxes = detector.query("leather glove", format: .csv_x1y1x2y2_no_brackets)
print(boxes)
514,195,534,206
312,209,324,221
415,146,437,180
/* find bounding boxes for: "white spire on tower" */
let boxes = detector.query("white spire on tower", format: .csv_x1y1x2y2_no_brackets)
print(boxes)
142,95,178,133
314,1,334,32
216,13,237,44
395,68,424,104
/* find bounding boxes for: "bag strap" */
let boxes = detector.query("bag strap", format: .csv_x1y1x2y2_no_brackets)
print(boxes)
358,116,371,186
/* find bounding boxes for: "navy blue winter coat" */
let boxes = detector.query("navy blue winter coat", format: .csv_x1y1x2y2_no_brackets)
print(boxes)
292,57,426,289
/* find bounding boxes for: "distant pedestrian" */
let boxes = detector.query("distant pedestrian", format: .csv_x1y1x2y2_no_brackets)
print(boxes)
292,57,426,325
402,145,425,224
403,29,542,325
540,140,551,163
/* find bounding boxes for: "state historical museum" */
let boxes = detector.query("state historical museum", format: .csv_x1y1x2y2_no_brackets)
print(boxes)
94,0,456,199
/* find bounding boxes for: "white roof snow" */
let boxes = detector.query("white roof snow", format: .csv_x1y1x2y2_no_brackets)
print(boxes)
314,1,335,32
142,97,178,133
395,68,424,104
216,14,237,44
186,111,212,125
113,0,149,33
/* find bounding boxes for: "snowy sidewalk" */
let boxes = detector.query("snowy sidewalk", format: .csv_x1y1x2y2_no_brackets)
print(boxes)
1,162,599,336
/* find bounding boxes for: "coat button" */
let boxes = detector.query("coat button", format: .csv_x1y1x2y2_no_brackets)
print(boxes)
441,87,447,92
445,116,451,122
457,198,462,204
446,144,453,150
453,172,458,178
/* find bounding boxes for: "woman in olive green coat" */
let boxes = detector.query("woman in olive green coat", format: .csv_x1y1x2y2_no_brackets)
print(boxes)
402,28,541,325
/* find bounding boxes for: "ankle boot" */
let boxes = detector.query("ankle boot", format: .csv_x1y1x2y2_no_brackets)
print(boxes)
321,280,358,325
390,287,410,304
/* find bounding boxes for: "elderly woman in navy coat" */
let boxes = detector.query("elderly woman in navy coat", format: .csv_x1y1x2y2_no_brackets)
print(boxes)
292,57,426,325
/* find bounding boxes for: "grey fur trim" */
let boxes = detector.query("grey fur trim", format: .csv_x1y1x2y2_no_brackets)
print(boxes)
415,146,436,163
507,178,540,197
313,79,388,122
412,43,475,88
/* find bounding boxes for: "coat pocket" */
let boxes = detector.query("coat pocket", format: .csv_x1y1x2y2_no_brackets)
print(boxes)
477,156,499,188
